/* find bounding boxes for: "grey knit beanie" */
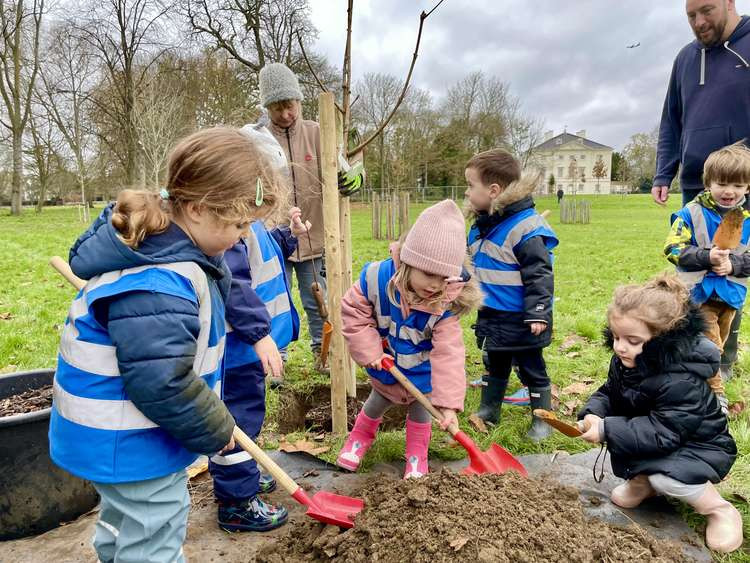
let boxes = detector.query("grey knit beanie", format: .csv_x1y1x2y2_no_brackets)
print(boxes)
259,63,304,107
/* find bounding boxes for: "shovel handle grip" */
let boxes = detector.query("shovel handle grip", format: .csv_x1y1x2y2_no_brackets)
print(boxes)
311,282,328,319
231,426,301,497
49,256,85,291
380,357,460,435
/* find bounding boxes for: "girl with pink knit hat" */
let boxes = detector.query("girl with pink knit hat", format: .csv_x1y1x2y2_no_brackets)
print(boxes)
336,199,482,478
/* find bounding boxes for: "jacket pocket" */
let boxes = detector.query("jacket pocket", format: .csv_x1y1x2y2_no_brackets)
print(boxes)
681,125,731,184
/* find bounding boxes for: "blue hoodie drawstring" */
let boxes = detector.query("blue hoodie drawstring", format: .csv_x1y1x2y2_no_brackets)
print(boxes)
724,40,750,68
698,41,749,86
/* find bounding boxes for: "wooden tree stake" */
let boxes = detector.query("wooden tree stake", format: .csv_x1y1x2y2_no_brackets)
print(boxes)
319,92,348,435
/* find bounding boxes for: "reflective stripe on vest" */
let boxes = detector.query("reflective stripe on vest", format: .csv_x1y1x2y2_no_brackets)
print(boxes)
224,221,298,369
50,261,225,483
360,259,449,392
679,203,748,289
674,203,749,308
469,209,558,312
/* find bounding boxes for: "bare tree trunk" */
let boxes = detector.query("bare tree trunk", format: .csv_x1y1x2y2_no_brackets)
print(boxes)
10,128,22,213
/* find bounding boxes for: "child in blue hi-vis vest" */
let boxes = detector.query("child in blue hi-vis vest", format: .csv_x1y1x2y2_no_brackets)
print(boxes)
665,142,750,412
211,204,310,532
465,148,558,442
49,127,287,563
336,200,483,479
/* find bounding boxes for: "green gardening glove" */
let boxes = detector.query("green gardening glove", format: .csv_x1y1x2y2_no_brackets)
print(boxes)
337,161,364,197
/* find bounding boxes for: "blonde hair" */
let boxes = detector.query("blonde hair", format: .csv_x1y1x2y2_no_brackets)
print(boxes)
608,274,690,337
386,257,483,317
703,140,750,188
112,127,289,248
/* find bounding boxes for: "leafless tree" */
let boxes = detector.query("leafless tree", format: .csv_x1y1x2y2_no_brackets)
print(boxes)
36,23,97,217
26,102,63,211
70,0,174,186
0,0,45,214
134,72,186,186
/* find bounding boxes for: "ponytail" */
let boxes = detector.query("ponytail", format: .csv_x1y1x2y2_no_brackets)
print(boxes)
111,189,170,248
608,273,690,336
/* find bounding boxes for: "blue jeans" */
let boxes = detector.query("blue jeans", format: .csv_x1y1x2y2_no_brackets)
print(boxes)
92,470,189,563
285,258,327,351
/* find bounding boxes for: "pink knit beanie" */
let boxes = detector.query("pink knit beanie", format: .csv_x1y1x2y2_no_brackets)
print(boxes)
399,199,466,278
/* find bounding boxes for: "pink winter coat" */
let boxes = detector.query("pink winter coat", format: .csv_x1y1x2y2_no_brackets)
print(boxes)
340,245,467,411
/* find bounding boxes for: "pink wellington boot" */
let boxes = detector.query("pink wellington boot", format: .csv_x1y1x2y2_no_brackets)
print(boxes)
689,482,743,553
336,410,381,471
404,418,432,479
610,474,656,508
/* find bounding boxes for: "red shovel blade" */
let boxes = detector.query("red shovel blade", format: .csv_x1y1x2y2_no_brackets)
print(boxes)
292,488,364,528
454,431,528,477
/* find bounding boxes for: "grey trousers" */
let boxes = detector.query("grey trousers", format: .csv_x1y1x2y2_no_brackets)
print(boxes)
285,257,327,350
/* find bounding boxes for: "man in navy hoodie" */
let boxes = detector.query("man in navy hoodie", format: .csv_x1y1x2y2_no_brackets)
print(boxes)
653,0,750,381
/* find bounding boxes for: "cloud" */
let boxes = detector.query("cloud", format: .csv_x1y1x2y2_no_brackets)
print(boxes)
309,0,699,150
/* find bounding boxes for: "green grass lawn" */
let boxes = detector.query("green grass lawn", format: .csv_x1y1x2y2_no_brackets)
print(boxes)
0,195,748,559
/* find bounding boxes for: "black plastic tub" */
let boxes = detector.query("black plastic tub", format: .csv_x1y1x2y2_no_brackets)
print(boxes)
0,369,99,540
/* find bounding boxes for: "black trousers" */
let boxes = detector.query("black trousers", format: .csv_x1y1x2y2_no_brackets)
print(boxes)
487,348,550,388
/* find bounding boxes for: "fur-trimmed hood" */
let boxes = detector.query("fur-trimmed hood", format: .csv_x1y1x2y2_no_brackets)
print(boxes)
603,306,719,381
465,172,539,221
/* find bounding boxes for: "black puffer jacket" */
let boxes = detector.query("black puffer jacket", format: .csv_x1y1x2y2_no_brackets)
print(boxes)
578,308,737,484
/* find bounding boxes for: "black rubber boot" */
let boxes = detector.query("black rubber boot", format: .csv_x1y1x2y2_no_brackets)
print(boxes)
527,386,553,441
475,376,509,425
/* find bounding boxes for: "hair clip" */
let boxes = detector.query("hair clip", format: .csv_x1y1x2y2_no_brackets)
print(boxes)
159,188,170,200
255,177,264,207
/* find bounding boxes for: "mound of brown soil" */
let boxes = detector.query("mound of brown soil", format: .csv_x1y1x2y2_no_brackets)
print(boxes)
0,384,52,417
258,469,689,563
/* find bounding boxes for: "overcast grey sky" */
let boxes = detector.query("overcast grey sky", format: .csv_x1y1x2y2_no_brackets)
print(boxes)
309,1,731,152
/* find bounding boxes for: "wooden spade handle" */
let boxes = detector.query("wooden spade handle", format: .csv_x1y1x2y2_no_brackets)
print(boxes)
311,281,328,319
49,256,85,291
232,426,301,496
381,358,460,435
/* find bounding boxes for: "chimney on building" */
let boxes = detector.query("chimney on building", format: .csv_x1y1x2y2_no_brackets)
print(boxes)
544,130,554,141
575,129,586,139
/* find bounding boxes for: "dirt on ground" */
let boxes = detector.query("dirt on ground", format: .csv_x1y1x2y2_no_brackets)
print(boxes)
0,385,53,417
256,469,690,563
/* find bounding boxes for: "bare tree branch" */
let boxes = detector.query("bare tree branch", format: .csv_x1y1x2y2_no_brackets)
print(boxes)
295,30,343,114
347,5,438,157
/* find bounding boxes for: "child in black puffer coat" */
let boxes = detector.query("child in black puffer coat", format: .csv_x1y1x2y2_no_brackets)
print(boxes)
578,274,741,554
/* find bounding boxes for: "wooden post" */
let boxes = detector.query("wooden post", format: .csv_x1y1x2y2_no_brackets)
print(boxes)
372,192,380,239
318,92,348,435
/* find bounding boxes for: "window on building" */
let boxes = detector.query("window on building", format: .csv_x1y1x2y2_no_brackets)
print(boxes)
580,154,586,159
558,167,563,177
555,138,562,145
558,155,563,160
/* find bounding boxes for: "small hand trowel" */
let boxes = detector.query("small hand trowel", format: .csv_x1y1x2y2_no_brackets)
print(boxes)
533,409,583,438
713,207,745,250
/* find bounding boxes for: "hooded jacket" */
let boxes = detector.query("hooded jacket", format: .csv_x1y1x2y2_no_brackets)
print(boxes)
268,115,324,262
468,176,558,351
341,243,467,411
655,16,750,191
49,204,235,483
578,308,737,485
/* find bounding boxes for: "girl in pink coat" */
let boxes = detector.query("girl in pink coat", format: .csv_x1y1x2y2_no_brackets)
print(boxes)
336,200,482,478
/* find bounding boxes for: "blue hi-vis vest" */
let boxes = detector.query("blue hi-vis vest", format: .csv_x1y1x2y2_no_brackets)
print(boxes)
469,209,558,312
225,222,299,369
360,259,451,393
672,203,750,309
49,262,225,483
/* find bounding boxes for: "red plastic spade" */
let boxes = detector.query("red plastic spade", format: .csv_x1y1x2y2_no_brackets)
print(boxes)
381,357,527,477
232,427,364,528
